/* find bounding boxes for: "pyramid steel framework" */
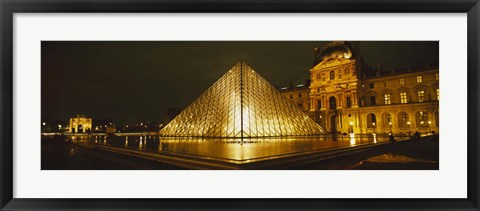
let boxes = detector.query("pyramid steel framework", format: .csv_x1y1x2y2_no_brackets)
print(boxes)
160,61,325,138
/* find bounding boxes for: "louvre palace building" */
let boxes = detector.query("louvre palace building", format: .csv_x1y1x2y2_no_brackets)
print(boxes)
281,41,439,135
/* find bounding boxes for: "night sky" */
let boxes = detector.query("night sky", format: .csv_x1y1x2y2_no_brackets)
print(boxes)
41,41,438,124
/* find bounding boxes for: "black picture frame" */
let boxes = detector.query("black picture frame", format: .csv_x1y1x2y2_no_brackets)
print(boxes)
1,0,479,210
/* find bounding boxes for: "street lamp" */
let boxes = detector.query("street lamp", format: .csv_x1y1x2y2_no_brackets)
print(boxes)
42,122,46,126
389,121,392,133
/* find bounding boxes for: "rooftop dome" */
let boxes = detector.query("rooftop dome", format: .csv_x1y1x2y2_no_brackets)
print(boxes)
313,41,356,66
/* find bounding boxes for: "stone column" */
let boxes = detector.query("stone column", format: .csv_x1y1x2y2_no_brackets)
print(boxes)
352,91,358,108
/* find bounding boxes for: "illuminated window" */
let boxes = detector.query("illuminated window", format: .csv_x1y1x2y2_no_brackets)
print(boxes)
416,111,429,127
435,73,439,80
400,92,407,104
346,97,352,108
384,94,391,105
330,71,335,80
370,96,376,106
400,78,405,85
417,76,422,83
418,90,425,102
436,89,440,101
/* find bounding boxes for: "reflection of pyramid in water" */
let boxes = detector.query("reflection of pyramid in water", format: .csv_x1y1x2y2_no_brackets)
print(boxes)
160,61,325,138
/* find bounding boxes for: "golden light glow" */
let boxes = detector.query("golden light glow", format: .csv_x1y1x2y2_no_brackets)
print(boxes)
160,61,325,137
349,133,355,145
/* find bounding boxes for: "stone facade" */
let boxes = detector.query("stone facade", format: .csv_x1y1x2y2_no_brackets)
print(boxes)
282,41,439,135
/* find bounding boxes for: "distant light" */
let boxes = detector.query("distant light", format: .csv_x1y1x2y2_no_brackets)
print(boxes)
58,124,62,129
126,125,129,128
296,84,304,88
407,121,411,125
281,87,288,90
428,121,431,125
140,123,143,126
349,121,353,126
42,122,46,126
389,122,392,125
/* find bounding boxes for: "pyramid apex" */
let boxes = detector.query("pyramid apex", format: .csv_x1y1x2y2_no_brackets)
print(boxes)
233,60,247,66
232,60,253,71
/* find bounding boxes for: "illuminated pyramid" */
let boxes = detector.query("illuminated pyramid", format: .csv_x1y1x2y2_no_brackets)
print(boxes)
160,61,325,138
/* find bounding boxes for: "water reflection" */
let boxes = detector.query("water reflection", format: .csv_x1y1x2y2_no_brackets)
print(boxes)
65,134,402,161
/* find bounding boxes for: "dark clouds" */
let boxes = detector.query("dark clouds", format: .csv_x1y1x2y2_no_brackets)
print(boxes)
41,41,438,124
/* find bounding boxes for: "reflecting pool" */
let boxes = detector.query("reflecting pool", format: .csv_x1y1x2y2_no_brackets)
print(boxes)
66,133,402,161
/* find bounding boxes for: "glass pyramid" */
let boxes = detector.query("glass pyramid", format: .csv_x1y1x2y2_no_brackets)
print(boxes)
160,61,325,138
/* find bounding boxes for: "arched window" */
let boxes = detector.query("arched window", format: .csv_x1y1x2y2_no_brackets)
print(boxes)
397,111,410,128
329,96,337,109
416,110,429,127
382,112,392,128
330,71,335,80
366,113,377,128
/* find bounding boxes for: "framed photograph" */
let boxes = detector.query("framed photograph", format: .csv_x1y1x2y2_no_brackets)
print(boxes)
1,0,479,210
